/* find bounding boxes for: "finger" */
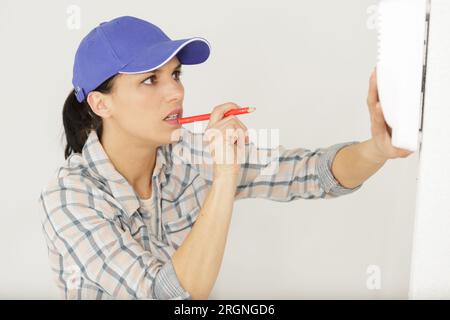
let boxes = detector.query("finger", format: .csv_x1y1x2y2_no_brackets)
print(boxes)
213,114,239,128
234,127,247,148
372,103,388,137
210,116,247,150
208,103,239,126
232,116,249,144
205,119,239,149
222,125,241,146
217,115,247,133
234,128,247,164
216,118,247,143
216,128,238,165
387,125,392,138
204,115,237,144
394,148,413,158
367,69,379,115
371,67,379,101
232,116,248,132
224,126,245,143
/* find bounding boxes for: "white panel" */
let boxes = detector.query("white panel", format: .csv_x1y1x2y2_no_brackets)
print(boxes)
376,0,428,152
409,0,450,299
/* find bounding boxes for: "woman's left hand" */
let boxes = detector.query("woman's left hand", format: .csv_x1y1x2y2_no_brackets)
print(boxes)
366,68,414,162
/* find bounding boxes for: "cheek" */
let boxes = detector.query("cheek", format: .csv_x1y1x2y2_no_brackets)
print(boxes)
119,87,160,117
117,98,168,137
112,86,176,142
119,104,162,131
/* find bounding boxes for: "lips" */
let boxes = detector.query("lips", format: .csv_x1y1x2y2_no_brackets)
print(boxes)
163,107,183,121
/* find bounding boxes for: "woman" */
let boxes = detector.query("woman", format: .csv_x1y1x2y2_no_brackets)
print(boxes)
39,15,412,300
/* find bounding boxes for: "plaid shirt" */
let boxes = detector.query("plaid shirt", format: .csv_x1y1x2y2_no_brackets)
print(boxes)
38,128,362,300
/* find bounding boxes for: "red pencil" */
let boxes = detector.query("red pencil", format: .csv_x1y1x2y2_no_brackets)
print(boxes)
177,107,256,124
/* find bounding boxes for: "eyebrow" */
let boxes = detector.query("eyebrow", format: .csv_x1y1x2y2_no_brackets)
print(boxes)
150,63,182,73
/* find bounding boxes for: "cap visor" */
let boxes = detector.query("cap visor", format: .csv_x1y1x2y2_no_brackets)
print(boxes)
119,37,210,74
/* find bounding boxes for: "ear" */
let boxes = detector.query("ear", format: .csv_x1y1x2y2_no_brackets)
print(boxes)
86,91,112,119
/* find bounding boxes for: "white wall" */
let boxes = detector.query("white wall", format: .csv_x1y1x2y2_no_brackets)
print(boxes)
409,0,450,299
0,0,419,299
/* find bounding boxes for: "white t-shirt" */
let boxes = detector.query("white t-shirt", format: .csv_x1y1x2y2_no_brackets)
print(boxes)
139,195,157,236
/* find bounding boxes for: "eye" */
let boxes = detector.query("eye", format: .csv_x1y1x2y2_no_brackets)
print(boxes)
143,75,156,85
173,70,183,81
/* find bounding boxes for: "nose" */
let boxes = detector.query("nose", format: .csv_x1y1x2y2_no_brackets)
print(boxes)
163,79,184,104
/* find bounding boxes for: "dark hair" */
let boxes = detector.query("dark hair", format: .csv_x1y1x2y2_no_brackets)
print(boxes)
62,75,117,159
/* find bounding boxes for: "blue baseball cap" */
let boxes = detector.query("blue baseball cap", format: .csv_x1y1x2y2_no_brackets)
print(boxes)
72,16,211,102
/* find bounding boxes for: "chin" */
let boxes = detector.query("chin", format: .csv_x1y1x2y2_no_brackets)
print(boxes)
167,126,183,144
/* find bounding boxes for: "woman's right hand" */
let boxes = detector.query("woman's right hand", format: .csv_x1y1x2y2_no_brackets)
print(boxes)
203,103,249,180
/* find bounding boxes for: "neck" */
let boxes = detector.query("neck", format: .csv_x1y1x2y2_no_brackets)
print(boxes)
100,125,158,199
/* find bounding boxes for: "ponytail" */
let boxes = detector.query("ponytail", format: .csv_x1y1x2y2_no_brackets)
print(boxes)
62,75,116,159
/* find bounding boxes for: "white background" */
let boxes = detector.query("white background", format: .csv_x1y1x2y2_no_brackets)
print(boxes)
0,0,419,299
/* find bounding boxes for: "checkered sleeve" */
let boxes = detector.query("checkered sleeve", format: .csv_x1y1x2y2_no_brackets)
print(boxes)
233,140,363,201
39,178,191,300
175,129,362,201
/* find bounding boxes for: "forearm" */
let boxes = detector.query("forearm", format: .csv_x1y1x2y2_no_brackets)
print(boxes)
331,138,387,189
171,173,237,300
